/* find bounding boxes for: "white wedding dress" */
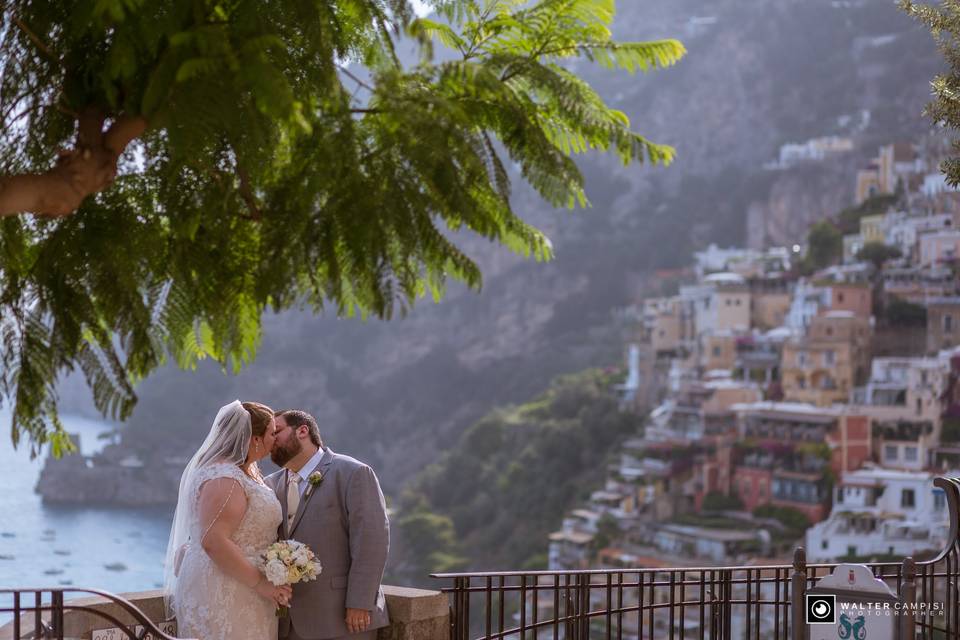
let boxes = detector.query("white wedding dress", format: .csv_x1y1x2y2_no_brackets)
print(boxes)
172,461,283,640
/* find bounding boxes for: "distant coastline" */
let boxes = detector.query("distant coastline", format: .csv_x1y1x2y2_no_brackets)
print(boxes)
35,436,184,506
1,412,174,595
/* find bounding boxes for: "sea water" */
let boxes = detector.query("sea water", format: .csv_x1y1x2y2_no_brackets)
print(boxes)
0,410,173,601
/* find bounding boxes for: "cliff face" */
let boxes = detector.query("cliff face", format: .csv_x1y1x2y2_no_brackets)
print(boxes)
746,159,863,249
55,0,942,500
36,446,183,506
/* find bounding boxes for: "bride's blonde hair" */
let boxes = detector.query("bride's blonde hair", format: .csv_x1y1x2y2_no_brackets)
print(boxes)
242,401,273,480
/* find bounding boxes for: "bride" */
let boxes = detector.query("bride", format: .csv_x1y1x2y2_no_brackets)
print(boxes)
164,400,292,640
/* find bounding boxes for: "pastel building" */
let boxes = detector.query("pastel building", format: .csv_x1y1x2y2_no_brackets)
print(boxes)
781,312,872,407
731,402,872,522
806,467,950,562
860,214,886,245
927,298,960,354
919,230,960,267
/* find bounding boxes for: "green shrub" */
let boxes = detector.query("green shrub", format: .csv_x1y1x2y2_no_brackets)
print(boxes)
702,492,744,511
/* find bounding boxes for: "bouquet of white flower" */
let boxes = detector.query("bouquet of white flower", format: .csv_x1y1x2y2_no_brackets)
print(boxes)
260,539,322,616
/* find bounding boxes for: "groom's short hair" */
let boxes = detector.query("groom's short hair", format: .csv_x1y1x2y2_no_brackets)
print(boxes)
275,409,323,449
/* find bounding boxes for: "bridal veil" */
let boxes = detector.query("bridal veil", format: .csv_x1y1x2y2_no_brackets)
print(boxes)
162,400,253,617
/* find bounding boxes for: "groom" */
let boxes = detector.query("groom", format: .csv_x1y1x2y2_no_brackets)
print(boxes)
267,409,390,640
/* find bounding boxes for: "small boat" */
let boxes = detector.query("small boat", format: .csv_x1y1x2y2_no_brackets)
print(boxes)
104,562,127,571
53,549,71,556
43,569,64,575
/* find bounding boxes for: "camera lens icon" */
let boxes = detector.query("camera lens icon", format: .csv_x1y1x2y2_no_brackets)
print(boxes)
806,594,836,624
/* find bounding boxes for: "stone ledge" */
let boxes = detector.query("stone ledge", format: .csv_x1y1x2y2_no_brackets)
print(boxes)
0,585,449,640
383,585,449,622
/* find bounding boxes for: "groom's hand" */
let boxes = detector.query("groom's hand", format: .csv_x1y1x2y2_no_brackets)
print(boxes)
345,608,371,634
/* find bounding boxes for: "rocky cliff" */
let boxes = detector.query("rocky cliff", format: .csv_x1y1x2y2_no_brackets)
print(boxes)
36,443,184,506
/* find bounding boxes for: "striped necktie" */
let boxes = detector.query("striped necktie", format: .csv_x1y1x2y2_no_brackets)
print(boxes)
286,474,301,529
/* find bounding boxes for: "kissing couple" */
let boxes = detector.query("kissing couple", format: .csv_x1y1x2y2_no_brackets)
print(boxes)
163,401,390,640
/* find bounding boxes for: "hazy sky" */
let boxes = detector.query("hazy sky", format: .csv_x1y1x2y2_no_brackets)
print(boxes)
411,0,431,16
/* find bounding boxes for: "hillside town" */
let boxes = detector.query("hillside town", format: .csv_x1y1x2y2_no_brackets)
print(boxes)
549,139,960,572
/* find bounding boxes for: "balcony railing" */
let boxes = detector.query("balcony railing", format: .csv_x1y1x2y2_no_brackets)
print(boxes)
1,585,450,640
0,587,181,640
432,476,960,640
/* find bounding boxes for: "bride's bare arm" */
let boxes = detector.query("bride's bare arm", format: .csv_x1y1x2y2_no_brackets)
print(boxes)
198,478,292,605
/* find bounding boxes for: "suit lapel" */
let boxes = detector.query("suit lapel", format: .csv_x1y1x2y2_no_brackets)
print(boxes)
288,447,336,537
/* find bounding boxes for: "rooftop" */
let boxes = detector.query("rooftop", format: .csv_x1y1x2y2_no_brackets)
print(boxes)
657,524,760,542
843,466,940,483
732,401,843,418
703,272,747,285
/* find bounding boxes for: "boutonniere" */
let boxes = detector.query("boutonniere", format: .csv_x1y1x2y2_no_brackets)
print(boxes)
305,471,324,496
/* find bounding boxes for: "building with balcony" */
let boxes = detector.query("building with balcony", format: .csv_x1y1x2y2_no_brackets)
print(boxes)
734,329,789,385
645,378,761,444
873,420,936,471
700,331,739,373
693,245,793,280
860,214,887,245
927,298,960,354
547,528,596,571
851,356,949,438
785,281,873,332
781,312,872,406
733,401,871,478
680,274,752,343
731,447,833,522
644,296,695,358
882,265,958,303
805,467,950,562
750,289,792,331
651,524,769,563
819,282,872,319
919,229,960,267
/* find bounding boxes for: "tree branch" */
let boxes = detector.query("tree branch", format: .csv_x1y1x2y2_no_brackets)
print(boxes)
13,17,57,62
236,165,261,221
0,114,148,218
337,64,374,92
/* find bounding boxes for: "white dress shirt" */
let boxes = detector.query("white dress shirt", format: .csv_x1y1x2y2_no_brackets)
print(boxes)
287,447,326,498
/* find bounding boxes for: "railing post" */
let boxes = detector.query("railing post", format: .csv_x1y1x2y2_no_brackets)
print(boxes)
725,570,734,640
578,573,589,640
899,556,915,640
52,590,63,640
452,577,462,640
791,547,807,640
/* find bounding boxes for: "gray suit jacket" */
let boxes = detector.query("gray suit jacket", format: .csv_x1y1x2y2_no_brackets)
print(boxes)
265,448,390,640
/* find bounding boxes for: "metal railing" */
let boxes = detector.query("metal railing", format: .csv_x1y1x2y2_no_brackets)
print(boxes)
0,588,182,640
432,476,960,640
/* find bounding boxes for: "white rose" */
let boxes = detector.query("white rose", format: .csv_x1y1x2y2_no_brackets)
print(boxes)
265,561,289,586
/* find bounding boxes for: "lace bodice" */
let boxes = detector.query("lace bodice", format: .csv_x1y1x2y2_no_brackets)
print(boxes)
189,462,282,556
173,462,282,640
